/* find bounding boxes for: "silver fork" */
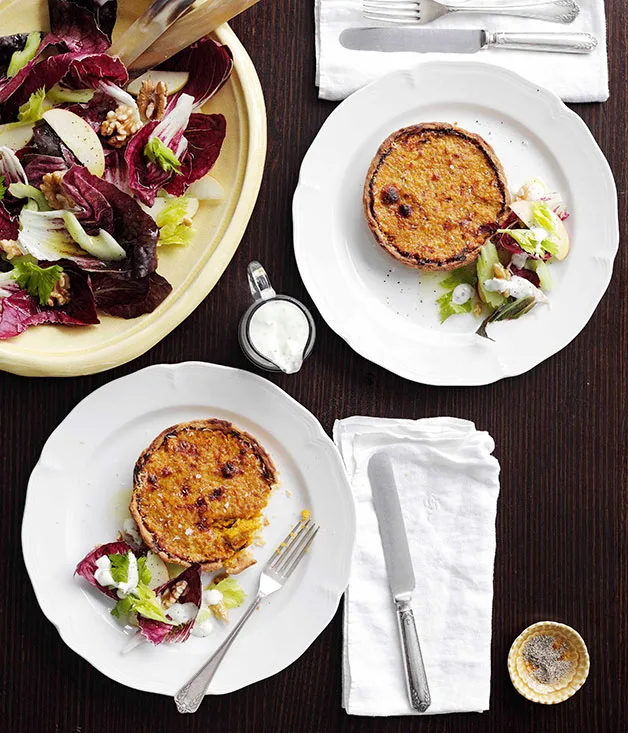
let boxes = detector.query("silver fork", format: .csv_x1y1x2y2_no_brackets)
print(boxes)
174,517,320,713
363,0,580,24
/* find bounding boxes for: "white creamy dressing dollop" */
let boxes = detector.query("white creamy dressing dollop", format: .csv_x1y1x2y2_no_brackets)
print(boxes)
94,552,139,595
191,616,215,637
451,283,474,305
189,589,224,637
248,299,309,374
166,602,198,626
483,276,548,303
202,589,223,606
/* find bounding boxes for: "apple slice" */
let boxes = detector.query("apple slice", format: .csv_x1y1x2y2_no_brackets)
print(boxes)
144,552,170,590
126,70,190,97
42,108,105,177
509,199,570,261
186,174,224,202
0,122,35,150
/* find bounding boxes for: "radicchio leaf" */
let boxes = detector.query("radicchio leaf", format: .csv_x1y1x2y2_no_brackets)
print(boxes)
138,565,202,645
124,119,172,206
74,540,133,600
0,147,29,216
48,0,118,50
90,271,172,318
67,91,116,133
17,120,79,185
0,204,18,240
61,166,158,277
160,37,233,111
0,33,30,77
61,165,113,234
102,148,131,195
0,259,99,339
57,167,172,317
47,0,111,54
510,265,541,288
0,51,127,123
125,107,226,205
164,113,226,197
19,152,68,187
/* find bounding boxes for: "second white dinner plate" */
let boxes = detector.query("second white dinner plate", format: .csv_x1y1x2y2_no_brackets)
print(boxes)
22,362,355,695
293,62,619,385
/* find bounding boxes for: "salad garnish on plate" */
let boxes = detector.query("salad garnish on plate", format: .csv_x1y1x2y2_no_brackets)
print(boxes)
0,0,233,339
75,533,248,646
435,177,570,338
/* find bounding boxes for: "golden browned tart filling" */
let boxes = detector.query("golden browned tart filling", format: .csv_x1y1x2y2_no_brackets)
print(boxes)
363,123,510,271
130,419,277,574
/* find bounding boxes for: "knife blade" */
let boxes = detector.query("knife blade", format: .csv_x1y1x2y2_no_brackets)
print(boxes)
368,452,416,599
368,452,431,713
339,27,598,54
340,27,486,54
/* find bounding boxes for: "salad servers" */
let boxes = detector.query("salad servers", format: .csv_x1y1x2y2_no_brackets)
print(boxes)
108,0,196,68
175,518,319,713
110,0,263,71
340,27,597,53
363,0,580,24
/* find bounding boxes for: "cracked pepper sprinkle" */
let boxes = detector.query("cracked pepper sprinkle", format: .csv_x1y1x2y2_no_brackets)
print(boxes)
523,635,573,684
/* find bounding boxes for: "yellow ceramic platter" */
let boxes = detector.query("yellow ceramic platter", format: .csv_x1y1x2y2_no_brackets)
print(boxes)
0,0,266,376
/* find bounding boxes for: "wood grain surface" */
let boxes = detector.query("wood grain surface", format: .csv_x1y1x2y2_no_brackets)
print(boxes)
1,0,626,731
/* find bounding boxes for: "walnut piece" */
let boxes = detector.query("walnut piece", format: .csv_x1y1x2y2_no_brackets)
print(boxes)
0,239,23,259
47,272,71,307
210,600,229,623
100,104,142,149
493,262,511,280
41,171,75,210
137,80,168,122
160,579,188,609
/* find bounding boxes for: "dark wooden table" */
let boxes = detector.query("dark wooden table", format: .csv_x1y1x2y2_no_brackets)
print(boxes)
1,1,626,731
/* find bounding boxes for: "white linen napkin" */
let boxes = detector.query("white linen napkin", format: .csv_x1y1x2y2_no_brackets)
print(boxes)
334,416,500,716
315,0,608,102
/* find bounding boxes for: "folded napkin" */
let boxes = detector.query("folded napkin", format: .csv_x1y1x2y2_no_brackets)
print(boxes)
334,416,500,716
316,0,608,102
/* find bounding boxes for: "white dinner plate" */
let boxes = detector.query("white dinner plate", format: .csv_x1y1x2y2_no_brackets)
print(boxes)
21,362,355,695
293,62,619,385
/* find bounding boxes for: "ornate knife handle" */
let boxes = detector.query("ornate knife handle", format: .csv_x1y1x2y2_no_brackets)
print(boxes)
395,598,431,713
449,0,579,23
486,31,597,53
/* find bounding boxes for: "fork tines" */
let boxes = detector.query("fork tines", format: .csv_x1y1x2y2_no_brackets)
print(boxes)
268,517,319,579
363,0,420,22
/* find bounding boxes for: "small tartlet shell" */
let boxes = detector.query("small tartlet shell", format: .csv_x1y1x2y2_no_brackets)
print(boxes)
508,621,590,704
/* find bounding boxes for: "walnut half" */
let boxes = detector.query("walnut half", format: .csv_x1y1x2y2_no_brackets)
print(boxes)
137,80,168,122
48,272,71,307
161,579,188,609
100,105,143,149
41,171,75,210
0,239,23,259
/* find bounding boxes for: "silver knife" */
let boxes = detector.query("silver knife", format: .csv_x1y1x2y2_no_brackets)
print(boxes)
368,452,431,713
340,27,598,54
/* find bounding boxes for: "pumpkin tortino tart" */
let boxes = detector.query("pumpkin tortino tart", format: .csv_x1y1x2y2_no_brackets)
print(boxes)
131,419,278,574
364,123,510,271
